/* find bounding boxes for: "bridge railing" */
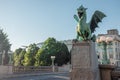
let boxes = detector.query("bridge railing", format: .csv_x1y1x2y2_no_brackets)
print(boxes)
12,66,58,74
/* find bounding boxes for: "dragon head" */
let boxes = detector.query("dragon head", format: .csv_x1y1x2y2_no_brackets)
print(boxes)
77,5,87,19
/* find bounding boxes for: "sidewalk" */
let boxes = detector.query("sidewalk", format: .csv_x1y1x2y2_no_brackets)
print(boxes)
0,72,68,79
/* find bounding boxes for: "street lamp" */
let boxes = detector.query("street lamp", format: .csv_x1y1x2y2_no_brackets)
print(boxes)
97,36,113,64
51,56,55,72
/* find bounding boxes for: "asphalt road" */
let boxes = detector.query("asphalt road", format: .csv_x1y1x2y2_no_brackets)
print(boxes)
1,72,69,80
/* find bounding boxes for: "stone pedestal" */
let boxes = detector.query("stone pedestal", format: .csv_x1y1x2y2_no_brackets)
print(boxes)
71,41,100,80
99,64,115,80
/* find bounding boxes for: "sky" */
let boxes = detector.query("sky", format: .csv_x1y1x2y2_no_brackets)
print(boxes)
0,0,120,51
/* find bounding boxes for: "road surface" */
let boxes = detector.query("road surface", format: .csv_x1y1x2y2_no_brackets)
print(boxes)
1,72,69,80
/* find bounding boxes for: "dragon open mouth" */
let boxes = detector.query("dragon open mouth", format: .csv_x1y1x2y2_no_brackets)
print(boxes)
78,12,83,19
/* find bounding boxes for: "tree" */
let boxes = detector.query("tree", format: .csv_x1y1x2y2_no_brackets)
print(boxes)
35,37,70,66
55,42,70,66
23,43,39,66
0,28,11,65
35,48,47,66
19,49,26,66
0,28,11,53
13,48,23,66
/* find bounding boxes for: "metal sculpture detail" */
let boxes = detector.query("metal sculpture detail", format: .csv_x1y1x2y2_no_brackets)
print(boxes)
74,5,106,42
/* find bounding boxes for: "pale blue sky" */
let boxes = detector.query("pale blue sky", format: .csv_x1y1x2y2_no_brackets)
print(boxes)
0,0,120,51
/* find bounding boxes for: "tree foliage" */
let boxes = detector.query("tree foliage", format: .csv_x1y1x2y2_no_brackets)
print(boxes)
35,37,70,66
13,38,70,67
0,28,11,52
0,28,11,65
55,42,70,66
23,44,39,66
13,48,23,66
19,49,26,66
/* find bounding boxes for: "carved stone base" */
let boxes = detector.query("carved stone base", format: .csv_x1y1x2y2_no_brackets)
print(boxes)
71,68,99,80
71,41,100,80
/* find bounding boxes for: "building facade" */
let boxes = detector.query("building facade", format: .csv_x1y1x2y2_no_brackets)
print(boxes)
96,29,120,65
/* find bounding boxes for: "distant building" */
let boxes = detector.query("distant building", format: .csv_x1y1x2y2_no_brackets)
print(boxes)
60,40,72,52
96,29,120,65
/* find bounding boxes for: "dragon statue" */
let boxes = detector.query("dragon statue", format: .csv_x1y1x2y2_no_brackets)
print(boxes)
74,5,106,42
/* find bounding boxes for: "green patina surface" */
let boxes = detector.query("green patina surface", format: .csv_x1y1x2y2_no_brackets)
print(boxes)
74,5,106,42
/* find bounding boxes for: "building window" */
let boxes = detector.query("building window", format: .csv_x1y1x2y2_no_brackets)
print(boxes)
119,42,120,47
109,53,113,58
115,42,117,46
116,48,117,52
109,48,113,58
116,54,119,60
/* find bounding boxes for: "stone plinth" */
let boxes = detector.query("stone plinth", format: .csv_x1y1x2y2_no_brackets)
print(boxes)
71,41,100,80
99,64,115,80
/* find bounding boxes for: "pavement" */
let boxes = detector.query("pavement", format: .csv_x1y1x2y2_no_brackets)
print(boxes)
0,72,69,79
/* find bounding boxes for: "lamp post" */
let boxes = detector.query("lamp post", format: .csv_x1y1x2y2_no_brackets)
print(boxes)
97,36,113,64
51,56,55,72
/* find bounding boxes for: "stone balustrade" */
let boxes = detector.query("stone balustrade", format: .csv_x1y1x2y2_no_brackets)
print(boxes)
12,66,58,74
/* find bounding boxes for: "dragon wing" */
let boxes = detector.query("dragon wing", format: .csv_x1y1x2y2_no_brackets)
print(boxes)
89,10,106,33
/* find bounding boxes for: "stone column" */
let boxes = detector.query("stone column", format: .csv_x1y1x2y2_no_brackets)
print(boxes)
70,41,100,80
2,51,9,65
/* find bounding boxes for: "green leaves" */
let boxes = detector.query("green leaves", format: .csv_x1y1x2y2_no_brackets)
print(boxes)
13,48,23,66
13,44,39,66
0,28,11,52
23,44,39,66
13,37,70,66
0,28,11,65
35,37,70,66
